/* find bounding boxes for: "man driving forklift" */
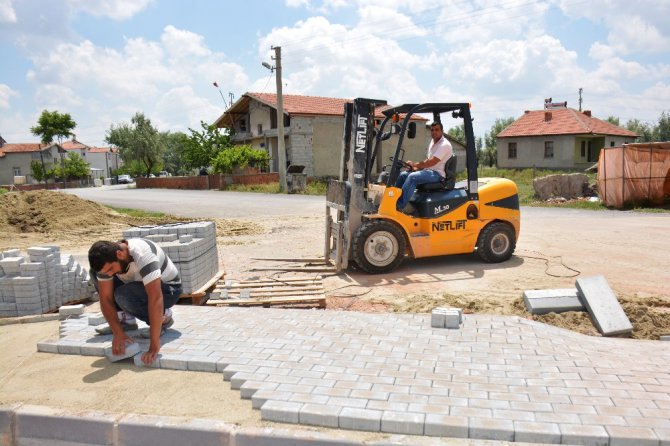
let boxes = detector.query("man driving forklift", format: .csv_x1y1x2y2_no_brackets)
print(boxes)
394,121,453,213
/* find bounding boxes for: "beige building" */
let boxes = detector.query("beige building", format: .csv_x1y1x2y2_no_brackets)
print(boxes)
497,106,637,169
0,141,65,185
61,139,121,178
214,93,464,177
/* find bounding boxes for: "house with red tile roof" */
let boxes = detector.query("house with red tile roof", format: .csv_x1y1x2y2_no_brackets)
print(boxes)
214,93,445,177
0,141,65,185
497,106,637,169
61,138,122,178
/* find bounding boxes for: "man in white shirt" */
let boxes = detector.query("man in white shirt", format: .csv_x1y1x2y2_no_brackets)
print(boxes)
89,238,182,365
394,122,454,212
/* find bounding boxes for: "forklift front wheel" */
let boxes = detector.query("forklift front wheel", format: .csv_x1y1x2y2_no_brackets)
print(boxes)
476,221,516,263
353,220,406,274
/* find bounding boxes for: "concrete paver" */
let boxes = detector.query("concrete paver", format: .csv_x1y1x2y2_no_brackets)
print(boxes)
40,306,670,444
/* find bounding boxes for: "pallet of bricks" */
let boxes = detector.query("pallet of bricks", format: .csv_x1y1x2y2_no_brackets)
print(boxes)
0,247,95,317
121,221,220,296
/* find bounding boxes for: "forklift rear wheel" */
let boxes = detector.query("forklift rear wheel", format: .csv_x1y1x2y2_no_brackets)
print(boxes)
476,221,516,263
353,220,406,274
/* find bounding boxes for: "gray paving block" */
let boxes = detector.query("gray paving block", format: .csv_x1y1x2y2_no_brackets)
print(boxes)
607,426,660,446
15,404,116,444
105,342,141,362
468,417,514,441
299,403,341,428
560,423,610,446
576,275,632,336
424,414,468,438
338,407,382,432
514,421,561,443
0,405,13,445
232,426,359,446
381,411,425,435
117,414,232,446
523,288,585,315
260,400,302,424
134,353,160,368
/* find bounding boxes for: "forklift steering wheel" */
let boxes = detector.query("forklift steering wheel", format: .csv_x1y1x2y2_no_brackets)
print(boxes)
389,156,412,170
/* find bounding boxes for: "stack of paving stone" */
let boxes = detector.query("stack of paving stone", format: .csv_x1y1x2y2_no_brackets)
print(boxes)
122,221,219,294
0,246,94,317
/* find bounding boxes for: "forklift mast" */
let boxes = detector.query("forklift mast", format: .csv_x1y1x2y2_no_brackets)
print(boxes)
326,97,386,271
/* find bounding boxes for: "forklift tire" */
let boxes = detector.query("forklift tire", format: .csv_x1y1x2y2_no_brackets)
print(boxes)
353,220,406,274
476,221,516,263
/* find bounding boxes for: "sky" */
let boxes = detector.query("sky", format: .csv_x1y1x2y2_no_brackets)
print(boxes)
0,0,668,146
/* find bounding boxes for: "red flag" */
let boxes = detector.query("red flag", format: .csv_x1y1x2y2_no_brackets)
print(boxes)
213,81,219,88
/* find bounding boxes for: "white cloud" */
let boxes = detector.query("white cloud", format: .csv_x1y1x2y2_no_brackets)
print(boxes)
257,16,429,103
0,84,18,109
23,25,248,144
67,0,154,20
0,0,16,23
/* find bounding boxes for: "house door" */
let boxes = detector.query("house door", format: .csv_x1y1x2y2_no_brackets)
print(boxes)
588,137,605,162
270,138,278,172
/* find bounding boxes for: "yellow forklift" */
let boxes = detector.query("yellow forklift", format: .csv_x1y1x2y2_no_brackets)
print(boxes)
325,98,520,273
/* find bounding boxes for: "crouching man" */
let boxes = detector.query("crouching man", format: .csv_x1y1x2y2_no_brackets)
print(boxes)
88,239,182,365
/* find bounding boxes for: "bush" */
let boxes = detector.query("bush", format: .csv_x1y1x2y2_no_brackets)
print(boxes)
211,145,270,174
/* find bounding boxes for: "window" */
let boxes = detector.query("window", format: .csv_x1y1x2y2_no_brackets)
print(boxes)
581,141,586,157
257,124,263,135
610,141,615,147
544,141,554,158
239,118,247,132
508,142,517,159
270,110,277,129
13,167,20,176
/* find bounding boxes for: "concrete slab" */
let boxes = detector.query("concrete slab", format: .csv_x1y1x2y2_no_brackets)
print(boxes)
522,288,585,315
105,342,141,362
576,275,633,336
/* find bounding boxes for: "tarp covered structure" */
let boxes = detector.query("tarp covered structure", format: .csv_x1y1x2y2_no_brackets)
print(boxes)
597,142,670,208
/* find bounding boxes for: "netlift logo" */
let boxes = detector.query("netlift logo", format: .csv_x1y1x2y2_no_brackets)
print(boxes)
355,116,367,154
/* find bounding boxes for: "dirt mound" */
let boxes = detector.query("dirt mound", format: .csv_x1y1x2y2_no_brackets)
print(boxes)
0,190,124,233
0,190,265,252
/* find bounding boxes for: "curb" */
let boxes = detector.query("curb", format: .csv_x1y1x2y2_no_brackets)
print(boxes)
0,403,551,446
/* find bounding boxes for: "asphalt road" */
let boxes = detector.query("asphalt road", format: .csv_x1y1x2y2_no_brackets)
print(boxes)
62,184,324,218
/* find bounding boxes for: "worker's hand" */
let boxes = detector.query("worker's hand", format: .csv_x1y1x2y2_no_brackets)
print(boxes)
407,161,419,171
112,333,133,355
142,343,160,365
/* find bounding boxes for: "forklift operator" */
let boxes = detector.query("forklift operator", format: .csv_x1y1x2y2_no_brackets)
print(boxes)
394,121,453,212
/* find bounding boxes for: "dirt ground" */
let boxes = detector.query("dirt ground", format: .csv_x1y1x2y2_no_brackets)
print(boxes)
1,190,669,340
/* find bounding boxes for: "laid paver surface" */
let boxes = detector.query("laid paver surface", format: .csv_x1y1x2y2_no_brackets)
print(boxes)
39,306,670,444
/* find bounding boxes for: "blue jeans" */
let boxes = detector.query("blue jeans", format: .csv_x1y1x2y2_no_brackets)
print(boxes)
395,169,443,208
91,275,181,325
114,281,182,325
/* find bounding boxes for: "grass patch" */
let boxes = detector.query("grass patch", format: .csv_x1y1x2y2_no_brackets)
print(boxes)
107,206,167,218
0,188,8,196
221,179,329,195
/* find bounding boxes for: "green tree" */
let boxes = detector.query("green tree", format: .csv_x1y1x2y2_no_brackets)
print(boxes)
447,124,465,144
184,121,231,170
30,110,77,144
106,113,162,178
30,160,51,183
605,116,620,126
52,152,90,180
625,119,654,142
483,117,514,167
654,111,670,142
161,131,190,175
211,145,269,174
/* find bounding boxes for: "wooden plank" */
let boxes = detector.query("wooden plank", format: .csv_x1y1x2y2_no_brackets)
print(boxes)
222,280,322,289
233,276,322,283
210,296,326,308
221,285,324,293
250,258,329,263
221,290,324,299
249,267,337,273
178,269,225,305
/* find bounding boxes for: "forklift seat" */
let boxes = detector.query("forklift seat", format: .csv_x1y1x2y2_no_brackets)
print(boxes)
417,155,457,192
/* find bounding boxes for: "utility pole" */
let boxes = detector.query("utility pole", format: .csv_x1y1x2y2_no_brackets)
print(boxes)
273,46,287,192
579,88,583,112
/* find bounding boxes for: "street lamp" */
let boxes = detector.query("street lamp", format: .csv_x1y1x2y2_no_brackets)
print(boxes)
262,46,287,192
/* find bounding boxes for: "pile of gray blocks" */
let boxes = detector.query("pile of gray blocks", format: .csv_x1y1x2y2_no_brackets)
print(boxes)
122,221,219,295
524,275,633,337
0,247,94,317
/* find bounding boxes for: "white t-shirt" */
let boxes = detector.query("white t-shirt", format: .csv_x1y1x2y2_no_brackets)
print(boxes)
426,136,453,178
96,238,180,285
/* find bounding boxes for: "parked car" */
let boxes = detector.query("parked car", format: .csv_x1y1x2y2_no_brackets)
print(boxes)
118,174,133,184
158,171,170,177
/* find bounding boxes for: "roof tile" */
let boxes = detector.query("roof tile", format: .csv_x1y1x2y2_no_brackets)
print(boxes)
498,108,638,138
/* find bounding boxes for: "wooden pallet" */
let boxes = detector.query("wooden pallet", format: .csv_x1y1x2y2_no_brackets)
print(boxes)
207,276,326,309
178,269,225,305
